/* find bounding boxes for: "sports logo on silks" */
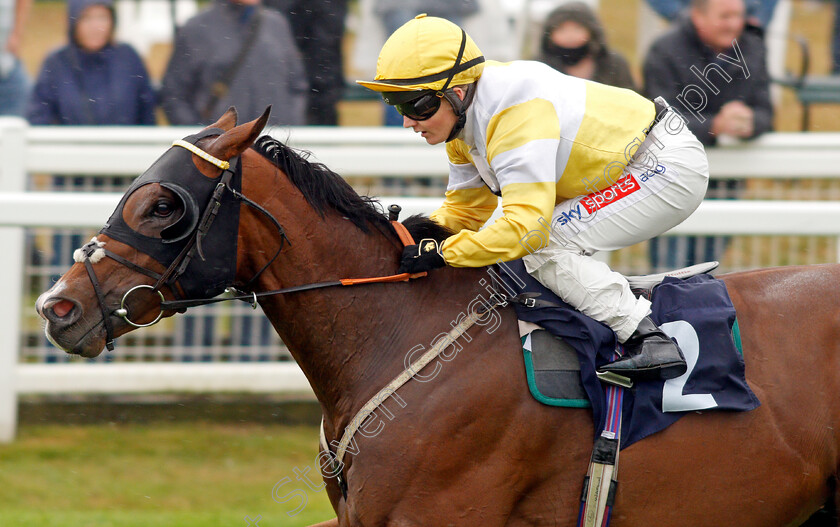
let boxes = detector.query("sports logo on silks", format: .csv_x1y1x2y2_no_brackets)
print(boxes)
580,174,641,214
554,174,641,228
552,163,670,229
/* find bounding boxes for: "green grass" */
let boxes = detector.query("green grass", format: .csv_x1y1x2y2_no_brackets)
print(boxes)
0,422,335,527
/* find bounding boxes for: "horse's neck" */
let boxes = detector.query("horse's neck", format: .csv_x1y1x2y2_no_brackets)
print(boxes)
253,219,488,425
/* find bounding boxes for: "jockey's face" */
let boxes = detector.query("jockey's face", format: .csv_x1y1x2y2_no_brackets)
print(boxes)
402,87,464,145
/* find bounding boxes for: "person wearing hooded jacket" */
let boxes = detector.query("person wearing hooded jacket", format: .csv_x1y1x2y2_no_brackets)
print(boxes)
358,15,711,382
26,0,155,125
159,0,308,127
536,2,638,92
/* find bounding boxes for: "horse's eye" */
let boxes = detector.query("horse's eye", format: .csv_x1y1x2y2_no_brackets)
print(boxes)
153,200,175,217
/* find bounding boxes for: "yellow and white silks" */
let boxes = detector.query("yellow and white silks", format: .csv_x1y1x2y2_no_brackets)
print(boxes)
430,60,709,342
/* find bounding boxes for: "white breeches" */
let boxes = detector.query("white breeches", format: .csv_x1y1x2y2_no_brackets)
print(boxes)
523,108,709,342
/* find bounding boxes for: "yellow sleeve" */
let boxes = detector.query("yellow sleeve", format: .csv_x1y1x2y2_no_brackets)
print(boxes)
440,181,555,267
440,97,560,267
430,138,499,234
430,186,499,234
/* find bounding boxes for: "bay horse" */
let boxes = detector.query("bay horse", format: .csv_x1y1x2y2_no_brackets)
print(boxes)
36,108,840,526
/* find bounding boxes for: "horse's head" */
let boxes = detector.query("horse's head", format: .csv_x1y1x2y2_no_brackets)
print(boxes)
35,107,270,357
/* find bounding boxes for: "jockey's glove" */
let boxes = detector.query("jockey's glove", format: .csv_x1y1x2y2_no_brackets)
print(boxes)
398,238,446,274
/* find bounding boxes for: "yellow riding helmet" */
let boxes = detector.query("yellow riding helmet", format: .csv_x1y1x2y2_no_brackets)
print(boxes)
357,14,485,93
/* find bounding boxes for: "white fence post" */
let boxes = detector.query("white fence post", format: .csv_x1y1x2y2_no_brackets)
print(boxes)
0,117,27,443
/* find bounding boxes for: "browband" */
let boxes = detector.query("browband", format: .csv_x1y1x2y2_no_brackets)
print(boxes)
172,139,230,170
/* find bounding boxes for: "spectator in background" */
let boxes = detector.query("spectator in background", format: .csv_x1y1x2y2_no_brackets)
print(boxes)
643,0,773,270
0,0,31,116
646,0,778,34
27,0,155,125
264,0,347,125
536,2,638,92
26,0,156,295
645,0,772,145
375,0,480,126
160,0,307,127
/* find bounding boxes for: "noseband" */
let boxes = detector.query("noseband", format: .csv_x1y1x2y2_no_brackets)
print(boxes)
76,132,289,350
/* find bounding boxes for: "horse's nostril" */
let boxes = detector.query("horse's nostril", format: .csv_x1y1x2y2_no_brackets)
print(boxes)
38,297,80,325
52,299,75,318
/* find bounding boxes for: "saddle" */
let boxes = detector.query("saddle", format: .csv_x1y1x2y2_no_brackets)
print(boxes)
625,261,721,299
519,261,721,405
508,259,758,527
496,258,759,445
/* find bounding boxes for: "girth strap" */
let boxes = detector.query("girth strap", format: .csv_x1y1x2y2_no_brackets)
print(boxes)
579,375,625,526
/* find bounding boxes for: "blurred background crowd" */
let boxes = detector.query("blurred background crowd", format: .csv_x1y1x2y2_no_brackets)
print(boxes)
4,0,840,131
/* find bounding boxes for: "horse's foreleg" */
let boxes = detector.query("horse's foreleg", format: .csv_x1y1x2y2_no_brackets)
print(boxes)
307,519,339,527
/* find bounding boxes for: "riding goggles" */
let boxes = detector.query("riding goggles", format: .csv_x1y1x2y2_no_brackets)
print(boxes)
383,90,443,121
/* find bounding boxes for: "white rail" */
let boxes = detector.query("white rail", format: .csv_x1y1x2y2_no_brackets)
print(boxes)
17,363,312,395
13,120,840,179
3,118,840,442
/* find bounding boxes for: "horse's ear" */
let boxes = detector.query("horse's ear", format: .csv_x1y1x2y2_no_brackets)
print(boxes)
203,107,239,132
205,107,271,161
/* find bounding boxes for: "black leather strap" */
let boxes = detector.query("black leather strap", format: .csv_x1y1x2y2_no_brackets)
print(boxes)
84,258,116,351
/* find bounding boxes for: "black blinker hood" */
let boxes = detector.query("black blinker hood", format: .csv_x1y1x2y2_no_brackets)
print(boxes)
99,128,242,299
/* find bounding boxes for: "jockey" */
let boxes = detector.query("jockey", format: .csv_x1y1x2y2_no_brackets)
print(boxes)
357,15,710,381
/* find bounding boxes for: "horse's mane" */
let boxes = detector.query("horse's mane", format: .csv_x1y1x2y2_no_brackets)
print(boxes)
402,214,453,243
253,135,389,233
251,136,453,242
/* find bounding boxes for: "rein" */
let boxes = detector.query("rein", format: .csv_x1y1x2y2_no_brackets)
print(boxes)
78,140,426,350
159,220,426,312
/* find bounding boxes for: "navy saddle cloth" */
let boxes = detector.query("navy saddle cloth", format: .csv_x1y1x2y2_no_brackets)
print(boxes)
496,259,760,448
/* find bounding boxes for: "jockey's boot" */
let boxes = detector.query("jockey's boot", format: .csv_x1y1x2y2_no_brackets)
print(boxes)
598,316,687,381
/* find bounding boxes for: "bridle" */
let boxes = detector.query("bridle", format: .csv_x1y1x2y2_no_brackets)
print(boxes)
76,135,423,351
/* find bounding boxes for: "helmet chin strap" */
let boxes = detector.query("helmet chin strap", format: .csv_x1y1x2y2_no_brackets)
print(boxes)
444,83,476,143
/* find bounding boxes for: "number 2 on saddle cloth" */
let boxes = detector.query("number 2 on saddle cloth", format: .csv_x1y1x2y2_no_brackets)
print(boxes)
494,258,760,448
